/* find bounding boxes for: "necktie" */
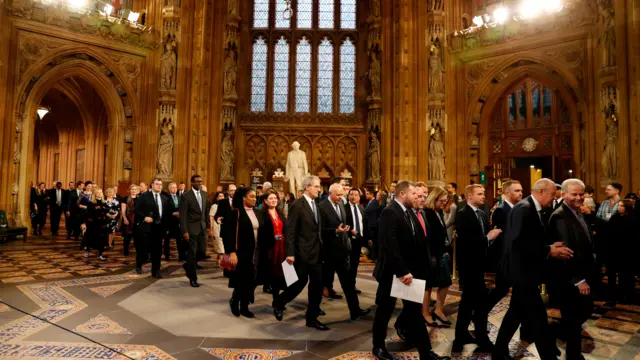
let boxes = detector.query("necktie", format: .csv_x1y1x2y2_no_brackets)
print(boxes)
353,205,361,234
405,209,415,235
196,191,202,211
312,200,318,224
415,209,427,236
172,195,177,207
154,193,161,222
475,209,486,234
576,213,590,241
57,190,61,205
335,203,342,222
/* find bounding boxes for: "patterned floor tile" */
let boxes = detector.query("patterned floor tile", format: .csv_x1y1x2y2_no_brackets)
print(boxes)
68,265,96,271
40,272,73,279
202,348,302,360
76,269,108,275
594,318,640,333
32,268,64,274
0,343,173,359
1,276,36,283
582,326,633,345
88,283,133,297
604,310,640,323
25,264,55,269
330,351,419,360
75,314,132,335
0,272,29,278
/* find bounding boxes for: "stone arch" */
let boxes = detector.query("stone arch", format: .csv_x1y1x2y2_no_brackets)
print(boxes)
12,55,130,227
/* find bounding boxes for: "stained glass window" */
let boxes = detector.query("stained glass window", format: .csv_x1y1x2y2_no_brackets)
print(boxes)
532,87,540,118
518,88,526,121
253,0,269,28
340,38,356,113
275,0,291,28
543,88,552,116
509,93,516,121
296,38,312,112
273,37,290,112
317,38,334,113
250,37,268,112
297,0,313,28
341,0,357,29
319,0,335,29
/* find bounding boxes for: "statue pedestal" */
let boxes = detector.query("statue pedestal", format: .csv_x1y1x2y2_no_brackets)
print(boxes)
427,180,446,190
365,178,381,190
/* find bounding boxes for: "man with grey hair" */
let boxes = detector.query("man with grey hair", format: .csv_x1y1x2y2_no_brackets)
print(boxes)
318,183,370,321
273,176,328,330
493,178,574,360
547,179,594,360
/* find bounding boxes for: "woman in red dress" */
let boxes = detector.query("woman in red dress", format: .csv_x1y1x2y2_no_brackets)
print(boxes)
259,188,287,305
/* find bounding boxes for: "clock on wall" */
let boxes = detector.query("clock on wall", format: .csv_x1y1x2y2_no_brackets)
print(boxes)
522,137,538,152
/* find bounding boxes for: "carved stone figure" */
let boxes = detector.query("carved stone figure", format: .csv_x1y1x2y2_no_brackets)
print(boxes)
123,158,132,170
12,183,19,195
156,122,174,177
429,123,446,181
429,45,445,93
598,0,616,67
368,52,381,97
601,92,619,179
285,141,309,195
367,132,381,181
429,0,443,11
220,129,235,180
160,41,177,90
124,127,134,143
223,49,238,97
228,0,238,16
370,0,381,18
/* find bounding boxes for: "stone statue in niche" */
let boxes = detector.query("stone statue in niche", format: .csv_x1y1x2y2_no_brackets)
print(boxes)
428,123,446,181
428,0,443,11
367,132,381,181
601,89,619,179
368,51,381,98
220,128,235,180
156,120,174,178
160,41,177,90
370,0,381,18
286,141,309,195
598,0,616,67
223,48,238,97
428,44,444,93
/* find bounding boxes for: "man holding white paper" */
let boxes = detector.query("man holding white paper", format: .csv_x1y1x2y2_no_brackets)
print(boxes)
371,181,450,360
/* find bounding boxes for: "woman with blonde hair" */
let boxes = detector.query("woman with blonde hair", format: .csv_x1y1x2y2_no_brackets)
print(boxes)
80,188,110,260
422,187,453,326
105,187,120,249
120,184,139,256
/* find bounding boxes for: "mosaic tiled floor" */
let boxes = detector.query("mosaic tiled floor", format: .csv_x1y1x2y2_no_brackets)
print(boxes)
0,237,639,359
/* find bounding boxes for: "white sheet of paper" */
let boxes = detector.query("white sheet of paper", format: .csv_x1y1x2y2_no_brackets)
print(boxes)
282,260,299,287
390,276,426,304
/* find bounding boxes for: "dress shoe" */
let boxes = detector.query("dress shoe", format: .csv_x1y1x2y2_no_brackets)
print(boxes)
354,287,362,294
306,319,329,331
432,312,452,326
240,306,255,318
329,292,343,300
135,268,142,274
452,333,476,349
350,308,371,320
475,338,495,352
424,315,438,327
263,285,273,294
423,350,451,360
490,353,514,360
273,307,284,321
229,298,240,317
394,324,407,341
556,347,562,356
318,308,326,316
566,354,585,360
372,347,393,360
196,264,204,270
152,273,163,279
190,281,200,288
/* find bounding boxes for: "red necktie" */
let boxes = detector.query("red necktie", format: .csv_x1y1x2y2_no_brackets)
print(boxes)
415,209,427,236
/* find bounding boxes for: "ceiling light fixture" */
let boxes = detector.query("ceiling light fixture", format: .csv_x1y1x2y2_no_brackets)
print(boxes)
127,11,140,23
472,15,484,27
493,7,509,24
37,106,51,120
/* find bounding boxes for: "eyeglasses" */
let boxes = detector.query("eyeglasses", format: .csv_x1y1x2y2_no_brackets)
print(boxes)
437,199,449,204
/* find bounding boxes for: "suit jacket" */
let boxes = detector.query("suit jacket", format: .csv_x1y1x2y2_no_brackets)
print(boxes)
178,189,210,236
373,200,429,282
214,197,233,239
319,199,352,261
285,196,323,265
225,207,265,286
424,208,447,257
365,200,381,244
344,202,368,243
489,201,513,267
166,192,181,230
135,191,171,233
548,204,597,286
68,189,81,213
502,196,550,287
455,203,490,280
47,188,67,210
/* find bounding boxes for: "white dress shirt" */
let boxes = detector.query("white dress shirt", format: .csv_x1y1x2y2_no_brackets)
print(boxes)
350,203,363,236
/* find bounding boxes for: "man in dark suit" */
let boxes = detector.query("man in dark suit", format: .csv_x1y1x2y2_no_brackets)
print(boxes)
547,179,595,360
165,182,185,262
372,181,449,360
365,190,384,260
344,188,368,293
47,182,65,236
66,181,84,240
179,175,210,287
492,178,574,360
486,180,523,312
318,184,370,321
63,181,74,238
453,184,502,352
134,178,171,278
273,175,328,330
177,182,186,197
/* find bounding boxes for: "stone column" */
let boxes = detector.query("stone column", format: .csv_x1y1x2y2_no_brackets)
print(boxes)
365,0,382,188
426,0,446,188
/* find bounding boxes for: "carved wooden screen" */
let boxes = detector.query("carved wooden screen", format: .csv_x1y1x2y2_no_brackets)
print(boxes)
243,0,358,125
489,77,573,179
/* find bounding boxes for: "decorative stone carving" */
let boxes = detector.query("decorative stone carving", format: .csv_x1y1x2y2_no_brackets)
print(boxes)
466,60,497,98
12,183,19,195
220,127,235,180
367,132,381,181
368,51,381,98
428,123,446,181
286,142,310,195
470,136,479,149
15,113,23,133
223,48,238,97
123,158,132,170
105,52,143,98
597,0,616,67
160,41,177,91
428,0,443,11
228,0,238,17
124,128,134,143
601,86,619,179
240,112,359,126
245,135,267,167
273,168,285,179
429,45,445,94
13,144,20,164
313,136,336,170
267,136,291,167
156,120,174,178
370,0,381,18
469,164,479,175
336,137,357,172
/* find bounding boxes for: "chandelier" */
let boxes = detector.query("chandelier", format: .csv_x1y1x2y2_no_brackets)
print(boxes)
37,106,51,120
460,0,563,34
282,0,294,20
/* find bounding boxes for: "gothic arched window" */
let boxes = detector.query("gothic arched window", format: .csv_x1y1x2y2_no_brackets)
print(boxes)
249,0,358,115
